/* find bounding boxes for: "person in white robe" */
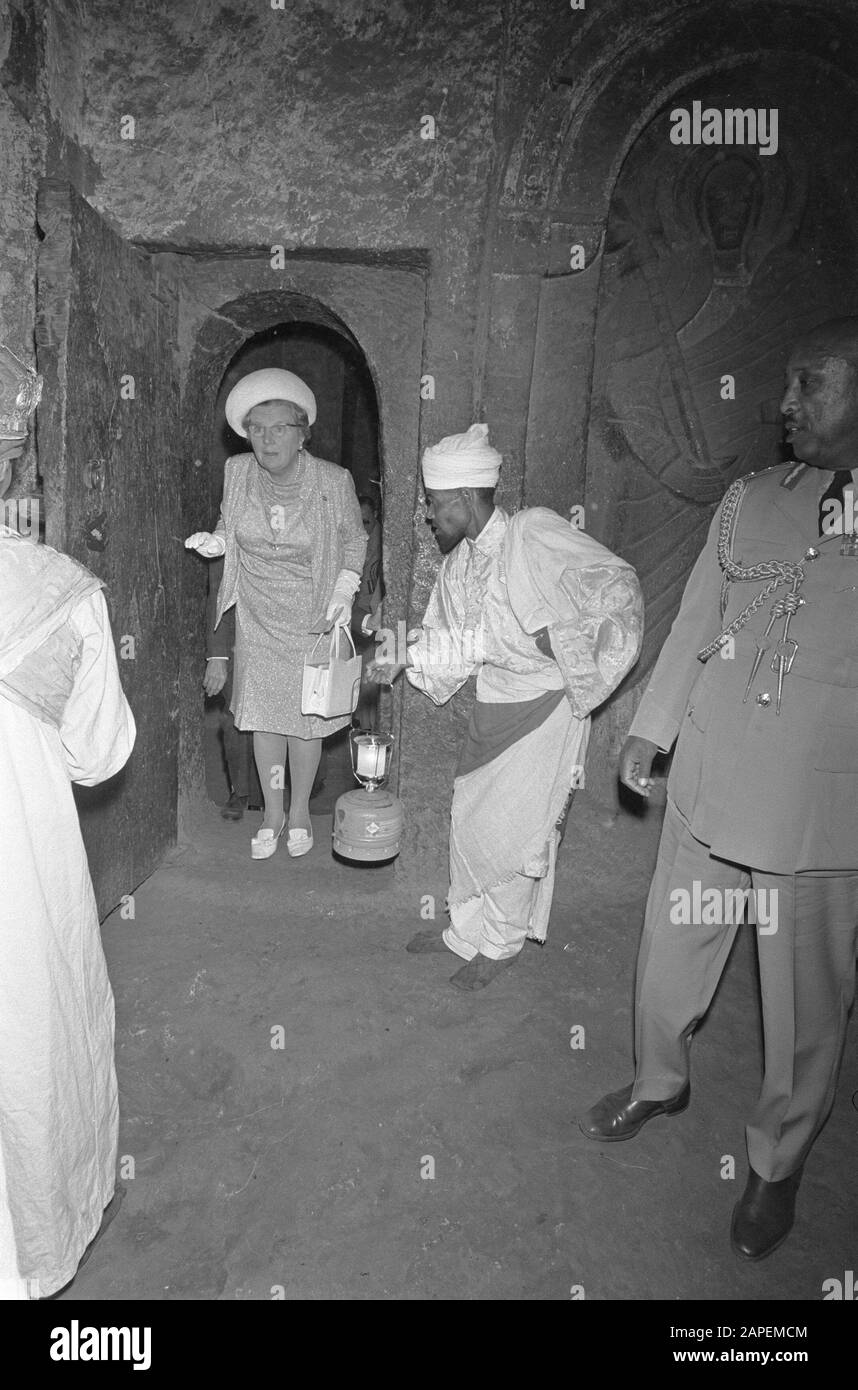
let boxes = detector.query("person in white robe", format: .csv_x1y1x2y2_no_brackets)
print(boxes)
369,423,644,990
0,362,135,1298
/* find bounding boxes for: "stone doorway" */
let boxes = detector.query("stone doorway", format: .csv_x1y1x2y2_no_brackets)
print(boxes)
35,185,427,906
165,258,427,841
201,317,383,812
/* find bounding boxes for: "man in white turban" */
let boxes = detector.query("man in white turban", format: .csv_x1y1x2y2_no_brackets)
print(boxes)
369,423,644,990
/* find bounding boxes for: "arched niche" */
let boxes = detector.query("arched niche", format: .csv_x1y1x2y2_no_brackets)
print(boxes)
182,289,373,525
504,0,858,232
487,0,858,798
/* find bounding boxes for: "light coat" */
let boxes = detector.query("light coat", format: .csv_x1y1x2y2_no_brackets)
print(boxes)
214,451,367,630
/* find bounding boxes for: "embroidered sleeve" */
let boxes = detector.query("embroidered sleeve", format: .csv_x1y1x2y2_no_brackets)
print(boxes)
550,564,644,719
0,622,82,728
406,564,479,705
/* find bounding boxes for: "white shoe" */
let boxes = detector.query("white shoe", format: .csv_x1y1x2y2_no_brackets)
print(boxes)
287,827,313,858
251,818,286,859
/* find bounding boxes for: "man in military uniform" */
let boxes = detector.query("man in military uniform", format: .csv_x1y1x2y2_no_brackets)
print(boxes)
580,318,858,1260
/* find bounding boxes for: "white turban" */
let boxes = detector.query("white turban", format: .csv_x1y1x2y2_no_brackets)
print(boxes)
421,422,502,490
225,368,317,437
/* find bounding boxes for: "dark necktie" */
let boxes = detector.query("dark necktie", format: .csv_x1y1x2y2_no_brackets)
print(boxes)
818,469,853,537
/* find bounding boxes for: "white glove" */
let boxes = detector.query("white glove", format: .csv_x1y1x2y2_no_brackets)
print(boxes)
185,531,226,558
326,598,352,626
325,569,361,626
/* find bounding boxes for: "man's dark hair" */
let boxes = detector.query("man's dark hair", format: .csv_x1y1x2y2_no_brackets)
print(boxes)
799,317,858,370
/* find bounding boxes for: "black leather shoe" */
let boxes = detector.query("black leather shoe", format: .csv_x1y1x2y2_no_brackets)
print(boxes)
730,1167,802,1261
579,1081,691,1141
220,792,247,821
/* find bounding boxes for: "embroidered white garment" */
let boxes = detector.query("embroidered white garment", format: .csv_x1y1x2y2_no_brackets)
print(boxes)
0,585,135,1297
406,507,643,712
406,506,643,948
407,508,565,705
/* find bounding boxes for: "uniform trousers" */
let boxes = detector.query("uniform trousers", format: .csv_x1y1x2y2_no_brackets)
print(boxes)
631,797,858,1181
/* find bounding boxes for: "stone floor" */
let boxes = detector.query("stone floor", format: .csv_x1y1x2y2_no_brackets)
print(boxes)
62,777,857,1301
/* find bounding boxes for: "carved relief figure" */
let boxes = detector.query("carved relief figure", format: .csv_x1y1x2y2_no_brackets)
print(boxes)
586,101,858,675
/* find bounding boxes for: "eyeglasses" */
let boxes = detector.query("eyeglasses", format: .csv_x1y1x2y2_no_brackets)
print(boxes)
247,422,302,439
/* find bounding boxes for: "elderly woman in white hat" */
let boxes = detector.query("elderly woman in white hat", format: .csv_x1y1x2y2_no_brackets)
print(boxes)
186,368,367,859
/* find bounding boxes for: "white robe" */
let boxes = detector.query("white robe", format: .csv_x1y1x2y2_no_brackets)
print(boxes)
406,507,644,946
0,588,135,1298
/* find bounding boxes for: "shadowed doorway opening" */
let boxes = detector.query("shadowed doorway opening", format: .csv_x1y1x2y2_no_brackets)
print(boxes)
203,321,382,817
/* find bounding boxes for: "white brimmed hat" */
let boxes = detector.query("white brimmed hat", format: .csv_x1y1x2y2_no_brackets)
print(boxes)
225,368,317,437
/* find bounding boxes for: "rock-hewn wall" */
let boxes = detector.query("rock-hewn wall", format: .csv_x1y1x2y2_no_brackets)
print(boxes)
28,0,858,880
0,0,43,495
38,0,574,876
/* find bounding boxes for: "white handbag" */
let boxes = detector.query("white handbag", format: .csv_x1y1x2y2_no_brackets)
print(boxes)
301,624,362,718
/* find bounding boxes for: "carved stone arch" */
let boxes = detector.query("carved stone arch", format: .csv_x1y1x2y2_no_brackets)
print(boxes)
181,287,372,517
485,0,858,800
503,0,858,235
493,3,858,518
493,0,858,524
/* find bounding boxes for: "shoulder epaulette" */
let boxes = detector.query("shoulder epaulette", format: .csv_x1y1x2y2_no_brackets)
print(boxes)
732,463,805,493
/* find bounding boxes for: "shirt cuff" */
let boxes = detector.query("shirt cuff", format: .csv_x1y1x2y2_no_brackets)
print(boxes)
627,711,676,755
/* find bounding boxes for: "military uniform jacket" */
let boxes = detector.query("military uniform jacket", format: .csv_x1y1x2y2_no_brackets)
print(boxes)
629,462,858,872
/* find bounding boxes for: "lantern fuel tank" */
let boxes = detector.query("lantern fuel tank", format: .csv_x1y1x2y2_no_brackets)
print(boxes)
333,786,404,862
333,730,404,862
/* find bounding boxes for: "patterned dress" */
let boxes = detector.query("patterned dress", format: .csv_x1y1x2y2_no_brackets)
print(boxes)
228,454,357,738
